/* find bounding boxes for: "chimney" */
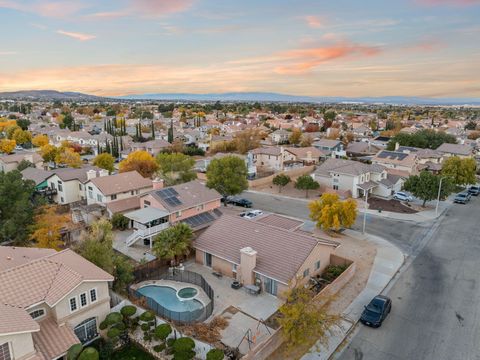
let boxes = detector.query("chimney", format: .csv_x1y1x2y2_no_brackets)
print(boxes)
99,169,109,177
306,151,312,160
87,169,97,180
239,247,257,285
395,142,400,151
152,178,164,190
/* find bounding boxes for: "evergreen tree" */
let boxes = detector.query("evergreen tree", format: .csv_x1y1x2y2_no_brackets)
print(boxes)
151,121,155,139
168,119,174,143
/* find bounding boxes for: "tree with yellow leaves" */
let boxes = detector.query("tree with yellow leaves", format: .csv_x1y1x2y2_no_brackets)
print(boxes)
12,129,32,145
30,205,70,250
0,119,17,132
39,144,59,164
56,148,82,168
32,134,49,147
119,150,159,178
0,139,16,154
308,193,357,233
289,128,302,145
5,124,21,139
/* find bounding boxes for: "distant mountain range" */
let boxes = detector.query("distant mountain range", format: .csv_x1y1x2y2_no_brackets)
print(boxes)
0,90,105,101
118,92,480,105
1,90,479,105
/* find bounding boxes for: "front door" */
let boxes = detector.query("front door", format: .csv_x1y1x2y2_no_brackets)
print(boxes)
205,253,212,267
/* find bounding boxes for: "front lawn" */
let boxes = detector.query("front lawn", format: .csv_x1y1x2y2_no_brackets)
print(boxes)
111,344,154,360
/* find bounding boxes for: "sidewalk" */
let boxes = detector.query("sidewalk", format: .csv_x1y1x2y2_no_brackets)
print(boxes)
301,231,405,360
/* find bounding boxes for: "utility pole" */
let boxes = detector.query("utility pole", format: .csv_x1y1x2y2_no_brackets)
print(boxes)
435,177,445,217
362,190,368,234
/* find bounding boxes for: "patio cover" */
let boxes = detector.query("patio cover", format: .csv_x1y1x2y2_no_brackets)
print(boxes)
124,207,170,224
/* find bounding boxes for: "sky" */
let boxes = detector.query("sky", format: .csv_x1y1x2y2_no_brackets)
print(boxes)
0,0,479,98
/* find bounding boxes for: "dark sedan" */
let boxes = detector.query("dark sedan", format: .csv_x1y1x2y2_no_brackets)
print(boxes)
360,295,392,328
228,197,253,208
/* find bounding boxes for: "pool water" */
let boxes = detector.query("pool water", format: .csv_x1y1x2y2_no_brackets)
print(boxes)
137,286,203,312
177,287,198,299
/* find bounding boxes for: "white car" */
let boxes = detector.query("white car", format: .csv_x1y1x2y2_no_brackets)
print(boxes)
393,191,413,202
240,210,264,219
15,145,23,151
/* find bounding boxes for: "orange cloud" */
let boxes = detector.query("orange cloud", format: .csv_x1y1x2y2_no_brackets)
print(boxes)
57,30,96,41
275,42,381,74
304,15,324,28
88,0,194,19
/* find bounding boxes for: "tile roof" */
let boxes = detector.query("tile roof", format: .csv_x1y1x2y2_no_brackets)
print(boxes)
0,248,113,309
48,166,101,182
283,147,325,159
0,152,43,164
33,318,79,359
0,303,40,335
254,214,303,231
194,215,337,284
314,158,385,177
21,168,54,185
106,196,141,214
0,246,56,272
436,143,472,156
251,147,282,156
146,180,222,212
88,171,152,196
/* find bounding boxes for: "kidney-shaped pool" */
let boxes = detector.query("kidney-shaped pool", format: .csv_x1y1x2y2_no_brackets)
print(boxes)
137,285,204,313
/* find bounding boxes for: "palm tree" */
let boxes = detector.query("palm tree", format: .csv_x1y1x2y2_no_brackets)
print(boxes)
152,223,193,266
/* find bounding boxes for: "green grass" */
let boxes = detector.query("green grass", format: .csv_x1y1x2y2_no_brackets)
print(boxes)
111,344,154,360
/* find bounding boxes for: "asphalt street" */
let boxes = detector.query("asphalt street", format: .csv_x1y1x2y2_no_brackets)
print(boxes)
337,198,480,360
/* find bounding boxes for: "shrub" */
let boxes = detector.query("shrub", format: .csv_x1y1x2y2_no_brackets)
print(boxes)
77,347,99,360
106,328,121,339
111,213,129,230
139,311,155,322
67,344,83,360
141,323,150,331
143,333,153,342
99,321,108,331
206,348,224,360
153,344,166,353
154,323,172,341
105,312,123,325
173,337,196,359
120,305,137,317
322,264,348,282
112,322,126,331
173,351,195,360
166,338,176,348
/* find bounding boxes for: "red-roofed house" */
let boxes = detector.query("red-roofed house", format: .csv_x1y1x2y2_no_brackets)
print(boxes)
0,246,114,360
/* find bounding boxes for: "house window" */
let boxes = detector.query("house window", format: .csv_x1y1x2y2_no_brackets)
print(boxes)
74,318,98,344
333,185,339,190
176,211,182,218
333,178,338,183
0,342,11,360
90,288,97,303
144,200,151,208
69,297,78,312
315,261,321,270
97,194,102,202
303,268,310,278
197,204,204,211
80,293,88,308
58,183,63,192
79,184,82,190
232,264,237,272
61,197,65,203
29,309,46,320
89,191,93,199
111,194,117,200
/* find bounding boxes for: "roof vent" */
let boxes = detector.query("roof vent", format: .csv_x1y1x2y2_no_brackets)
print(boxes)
6,256,12,261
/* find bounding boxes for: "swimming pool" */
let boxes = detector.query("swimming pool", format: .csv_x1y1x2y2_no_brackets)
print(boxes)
137,285,204,313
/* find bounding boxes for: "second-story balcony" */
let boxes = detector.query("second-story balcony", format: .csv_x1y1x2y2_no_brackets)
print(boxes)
123,207,171,247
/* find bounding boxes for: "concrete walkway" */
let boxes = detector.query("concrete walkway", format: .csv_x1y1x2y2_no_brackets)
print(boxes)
301,231,405,360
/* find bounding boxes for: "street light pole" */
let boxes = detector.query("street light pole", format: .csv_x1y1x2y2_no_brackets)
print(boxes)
362,190,368,234
435,177,445,217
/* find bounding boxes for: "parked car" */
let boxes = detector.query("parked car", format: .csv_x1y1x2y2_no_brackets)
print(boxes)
360,295,392,328
468,185,480,196
15,145,23,151
228,197,253,208
240,210,264,219
454,192,471,204
393,191,413,202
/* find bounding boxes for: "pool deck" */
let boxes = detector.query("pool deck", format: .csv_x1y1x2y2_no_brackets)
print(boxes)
131,279,211,306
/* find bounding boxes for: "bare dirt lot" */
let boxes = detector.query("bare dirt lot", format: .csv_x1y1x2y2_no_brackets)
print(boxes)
368,197,417,214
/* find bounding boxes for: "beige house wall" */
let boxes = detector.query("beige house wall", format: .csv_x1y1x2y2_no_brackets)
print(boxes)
48,175,84,204
195,249,235,278
85,181,152,205
54,281,110,330
0,332,36,360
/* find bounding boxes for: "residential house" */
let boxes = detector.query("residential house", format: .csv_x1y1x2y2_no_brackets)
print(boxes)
251,147,284,172
0,246,113,360
194,214,339,297
269,129,290,144
283,147,325,166
84,171,153,206
129,139,171,157
436,143,473,159
123,180,222,248
45,167,108,205
371,150,418,177
21,167,53,191
312,139,346,158
312,158,403,198
346,141,382,158
0,152,43,173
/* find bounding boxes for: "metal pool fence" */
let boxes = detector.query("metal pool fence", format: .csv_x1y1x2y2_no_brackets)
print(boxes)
129,268,214,323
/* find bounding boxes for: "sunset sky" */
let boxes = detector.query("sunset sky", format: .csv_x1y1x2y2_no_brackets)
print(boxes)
0,0,479,98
